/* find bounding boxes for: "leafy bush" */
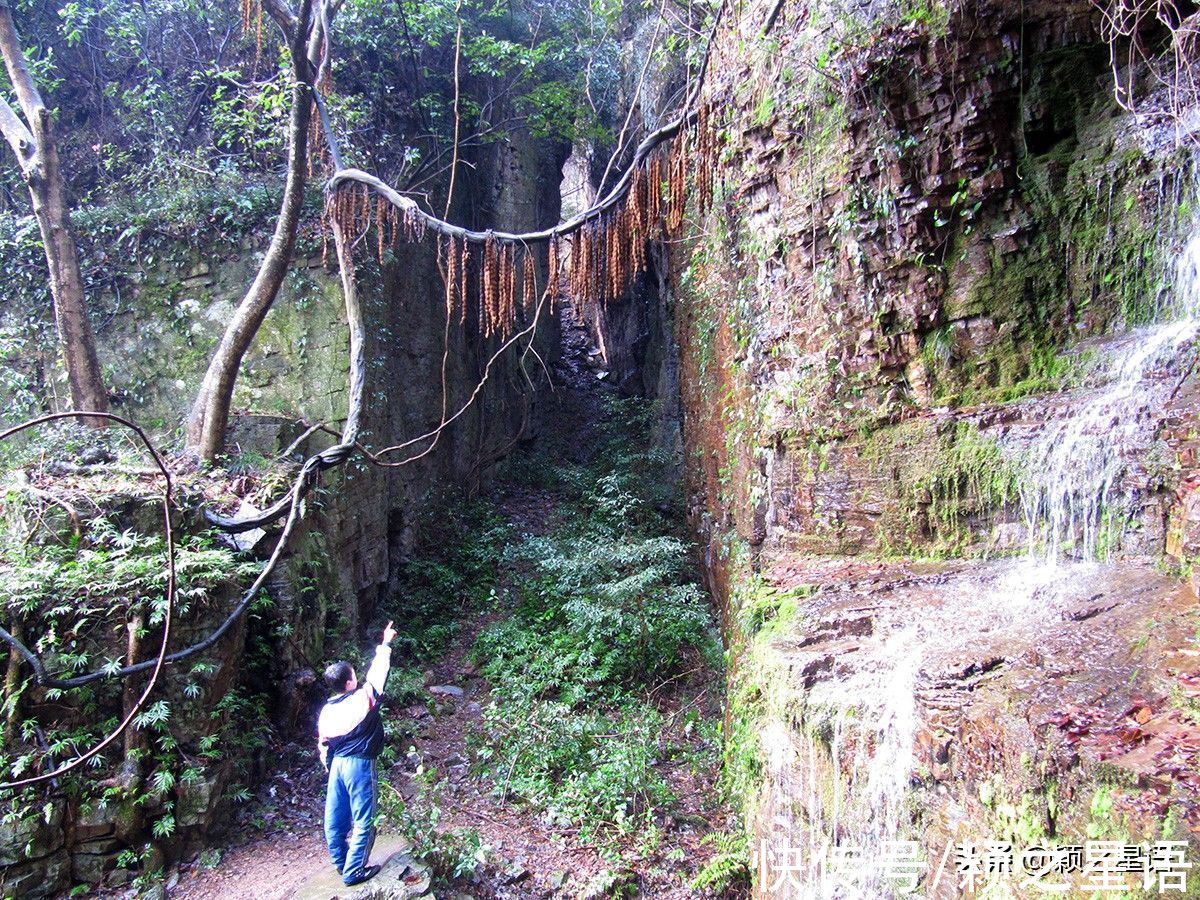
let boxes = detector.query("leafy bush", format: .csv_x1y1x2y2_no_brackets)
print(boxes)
477,533,711,704
690,831,751,893
379,770,488,886
475,699,672,841
385,500,510,660
468,398,718,843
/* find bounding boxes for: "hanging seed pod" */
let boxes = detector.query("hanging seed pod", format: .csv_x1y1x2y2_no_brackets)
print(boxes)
568,232,580,303
648,153,662,229
507,245,518,332
631,195,646,276
376,196,386,264
631,165,646,237
607,217,618,301
619,206,631,294
578,230,588,304
604,217,613,301
588,221,601,309
667,136,685,234
340,186,352,236
700,100,716,215
617,211,627,296
595,221,605,308
546,236,559,313
483,235,497,338
602,219,612,307
446,236,459,320
492,237,503,337
459,243,470,327
501,243,511,336
332,187,345,235
522,246,536,316
578,226,589,308
497,243,509,337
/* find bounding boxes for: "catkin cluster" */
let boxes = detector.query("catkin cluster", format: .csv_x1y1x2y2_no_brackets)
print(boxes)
320,97,723,340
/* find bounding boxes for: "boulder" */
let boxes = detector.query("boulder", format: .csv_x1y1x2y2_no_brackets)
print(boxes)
0,799,64,866
292,833,431,900
176,771,224,829
0,848,70,899
73,801,117,842
71,843,120,884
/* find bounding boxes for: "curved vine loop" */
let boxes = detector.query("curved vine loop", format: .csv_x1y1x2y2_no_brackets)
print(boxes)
0,0,737,792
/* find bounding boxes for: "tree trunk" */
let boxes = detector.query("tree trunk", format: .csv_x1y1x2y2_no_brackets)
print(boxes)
331,215,365,445
0,4,108,423
122,605,146,765
186,3,315,461
29,132,109,421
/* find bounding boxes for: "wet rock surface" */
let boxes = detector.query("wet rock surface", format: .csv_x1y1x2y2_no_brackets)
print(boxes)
746,555,1198,897
291,834,431,900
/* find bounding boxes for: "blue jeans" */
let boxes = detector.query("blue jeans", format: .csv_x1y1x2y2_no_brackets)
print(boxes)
324,755,377,883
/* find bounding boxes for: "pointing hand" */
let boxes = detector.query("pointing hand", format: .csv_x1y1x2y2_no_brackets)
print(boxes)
382,620,396,645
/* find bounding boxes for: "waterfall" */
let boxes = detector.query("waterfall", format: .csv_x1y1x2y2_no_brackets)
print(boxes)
795,630,920,899
1017,227,1200,563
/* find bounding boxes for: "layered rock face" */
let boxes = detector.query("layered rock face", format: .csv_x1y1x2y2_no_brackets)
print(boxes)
657,0,1200,895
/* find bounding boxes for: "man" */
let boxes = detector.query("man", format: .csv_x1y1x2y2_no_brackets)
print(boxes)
317,620,396,887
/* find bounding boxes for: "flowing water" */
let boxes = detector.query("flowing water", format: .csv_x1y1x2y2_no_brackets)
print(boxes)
1018,228,1200,563
779,217,1200,898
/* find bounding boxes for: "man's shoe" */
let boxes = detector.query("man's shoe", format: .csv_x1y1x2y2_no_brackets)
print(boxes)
342,864,381,887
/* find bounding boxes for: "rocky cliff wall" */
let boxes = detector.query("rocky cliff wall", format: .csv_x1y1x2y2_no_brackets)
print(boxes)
661,0,1200,894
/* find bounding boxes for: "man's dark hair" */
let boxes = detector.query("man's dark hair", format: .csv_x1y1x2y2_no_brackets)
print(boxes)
324,661,354,694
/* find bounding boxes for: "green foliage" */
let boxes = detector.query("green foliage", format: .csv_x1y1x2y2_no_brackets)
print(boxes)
474,699,673,841
0,512,258,650
477,532,710,703
690,830,751,893
469,399,718,843
385,500,510,660
379,770,487,886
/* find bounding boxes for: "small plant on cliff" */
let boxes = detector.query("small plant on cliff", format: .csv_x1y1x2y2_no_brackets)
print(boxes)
691,830,751,893
862,419,1021,555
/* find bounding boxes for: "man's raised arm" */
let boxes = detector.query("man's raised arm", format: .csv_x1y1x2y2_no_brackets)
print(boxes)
364,620,396,698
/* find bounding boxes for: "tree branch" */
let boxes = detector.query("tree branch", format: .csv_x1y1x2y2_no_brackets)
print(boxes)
0,93,33,170
323,0,728,245
262,0,298,35
0,4,44,130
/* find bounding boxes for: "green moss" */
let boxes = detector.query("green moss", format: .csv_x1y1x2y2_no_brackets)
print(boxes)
860,419,1020,554
733,575,811,638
